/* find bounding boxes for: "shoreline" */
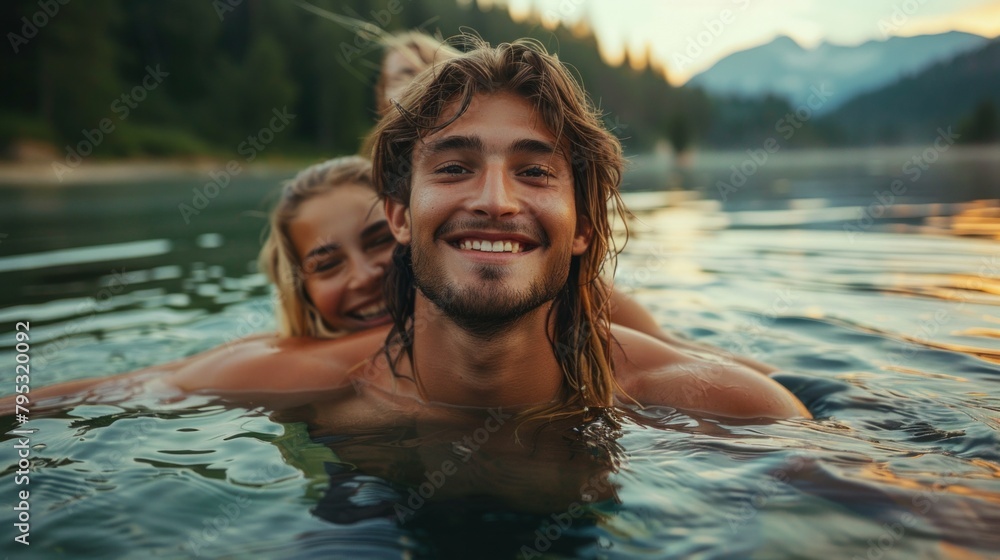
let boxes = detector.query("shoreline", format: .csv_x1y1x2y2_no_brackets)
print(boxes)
2,144,997,187
0,158,312,187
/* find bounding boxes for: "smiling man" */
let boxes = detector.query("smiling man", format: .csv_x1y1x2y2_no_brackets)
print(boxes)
366,38,810,420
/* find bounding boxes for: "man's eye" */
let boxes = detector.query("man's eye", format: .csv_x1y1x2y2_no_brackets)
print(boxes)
437,164,469,175
521,166,552,178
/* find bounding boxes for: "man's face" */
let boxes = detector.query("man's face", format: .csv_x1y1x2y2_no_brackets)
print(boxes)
385,91,591,336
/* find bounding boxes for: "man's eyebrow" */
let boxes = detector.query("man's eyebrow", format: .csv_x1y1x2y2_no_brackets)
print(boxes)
422,135,486,157
510,138,559,157
421,135,562,160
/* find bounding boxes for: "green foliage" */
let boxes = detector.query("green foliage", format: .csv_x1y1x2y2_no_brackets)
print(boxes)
667,115,693,155
3,0,712,158
38,0,124,142
111,123,214,157
958,100,999,144
203,32,299,148
4,0,987,159
0,113,56,147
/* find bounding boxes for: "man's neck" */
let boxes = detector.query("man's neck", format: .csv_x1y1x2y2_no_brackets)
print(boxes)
409,295,564,408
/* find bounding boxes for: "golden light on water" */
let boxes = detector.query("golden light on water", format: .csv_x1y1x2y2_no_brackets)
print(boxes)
918,201,1000,240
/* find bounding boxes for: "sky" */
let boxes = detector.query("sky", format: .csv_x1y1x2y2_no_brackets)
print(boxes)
483,0,1000,84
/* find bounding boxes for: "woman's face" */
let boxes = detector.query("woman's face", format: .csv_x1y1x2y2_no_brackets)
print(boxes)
288,184,395,333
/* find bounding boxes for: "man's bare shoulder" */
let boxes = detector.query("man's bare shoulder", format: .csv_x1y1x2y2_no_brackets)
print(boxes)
610,325,811,420
169,325,391,395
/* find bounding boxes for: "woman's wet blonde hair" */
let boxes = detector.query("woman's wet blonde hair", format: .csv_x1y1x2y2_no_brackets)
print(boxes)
374,31,461,115
259,155,375,338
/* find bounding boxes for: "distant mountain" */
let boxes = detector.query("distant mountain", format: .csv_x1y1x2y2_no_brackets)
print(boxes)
821,39,1000,145
686,32,989,114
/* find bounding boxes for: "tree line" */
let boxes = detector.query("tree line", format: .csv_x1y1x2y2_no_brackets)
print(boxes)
1,0,993,163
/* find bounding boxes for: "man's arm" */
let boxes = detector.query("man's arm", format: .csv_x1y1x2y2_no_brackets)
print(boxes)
608,289,777,375
611,325,811,420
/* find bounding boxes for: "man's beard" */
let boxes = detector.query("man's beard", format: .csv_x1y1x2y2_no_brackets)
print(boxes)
411,240,570,339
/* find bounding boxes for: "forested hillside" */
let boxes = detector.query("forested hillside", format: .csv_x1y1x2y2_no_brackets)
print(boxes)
2,0,994,161
820,39,1000,145
0,0,714,159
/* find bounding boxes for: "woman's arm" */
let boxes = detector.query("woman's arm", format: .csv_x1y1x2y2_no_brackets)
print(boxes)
1,329,384,417
608,289,776,375
0,335,291,417
1,360,177,417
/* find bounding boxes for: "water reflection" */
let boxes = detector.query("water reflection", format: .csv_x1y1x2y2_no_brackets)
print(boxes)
303,411,626,559
1,148,999,557
926,201,1000,239
0,238,172,273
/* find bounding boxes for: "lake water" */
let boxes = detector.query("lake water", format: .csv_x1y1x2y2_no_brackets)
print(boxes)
1,146,999,559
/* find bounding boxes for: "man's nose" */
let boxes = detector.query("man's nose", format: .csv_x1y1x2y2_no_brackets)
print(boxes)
470,165,519,218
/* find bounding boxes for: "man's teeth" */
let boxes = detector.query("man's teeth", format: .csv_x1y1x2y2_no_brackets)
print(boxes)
458,239,523,253
353,303,387,319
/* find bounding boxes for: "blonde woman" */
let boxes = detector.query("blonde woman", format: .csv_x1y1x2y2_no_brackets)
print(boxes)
2,156,392,412
259,155,393,338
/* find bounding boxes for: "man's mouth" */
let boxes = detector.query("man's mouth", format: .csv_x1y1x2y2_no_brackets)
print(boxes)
453,238,535,254
348,302,389,321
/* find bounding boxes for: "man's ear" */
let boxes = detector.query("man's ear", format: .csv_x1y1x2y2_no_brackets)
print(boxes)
572,214,593,256
385,197,411,245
